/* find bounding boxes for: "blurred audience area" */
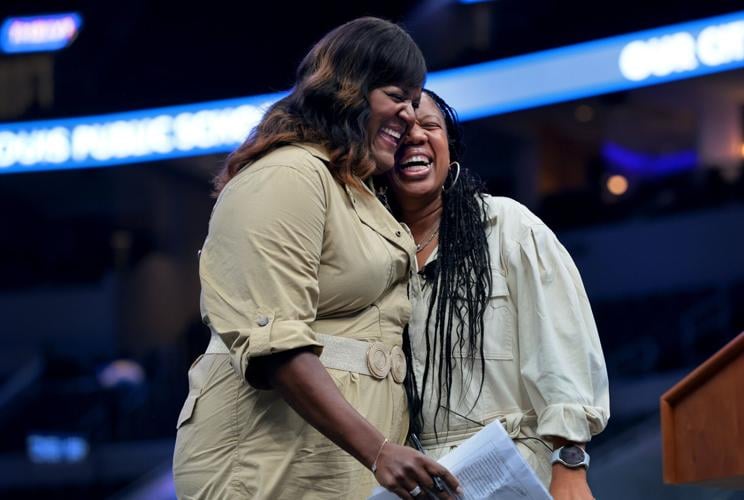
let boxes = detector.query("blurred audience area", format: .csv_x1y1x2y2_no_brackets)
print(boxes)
0,1,743,498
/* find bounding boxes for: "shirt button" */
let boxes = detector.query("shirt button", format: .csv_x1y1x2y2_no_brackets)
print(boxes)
256,315,269,327
395,230,401,237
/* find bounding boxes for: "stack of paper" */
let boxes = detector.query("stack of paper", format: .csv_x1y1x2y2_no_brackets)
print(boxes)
368,420,551,499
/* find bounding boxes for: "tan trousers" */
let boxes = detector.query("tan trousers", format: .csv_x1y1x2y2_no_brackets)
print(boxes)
173,353,408,499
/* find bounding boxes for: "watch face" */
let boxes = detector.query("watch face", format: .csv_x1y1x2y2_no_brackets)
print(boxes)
559,445,585,465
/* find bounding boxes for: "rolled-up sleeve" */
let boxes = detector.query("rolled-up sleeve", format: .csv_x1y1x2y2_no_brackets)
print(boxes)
507,222,610,443
199,160,326,381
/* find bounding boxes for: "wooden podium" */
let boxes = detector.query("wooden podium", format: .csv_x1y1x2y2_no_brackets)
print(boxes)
660,331,744,488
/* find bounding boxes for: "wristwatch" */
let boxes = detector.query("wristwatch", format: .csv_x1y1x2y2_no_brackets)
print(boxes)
551,445,590,470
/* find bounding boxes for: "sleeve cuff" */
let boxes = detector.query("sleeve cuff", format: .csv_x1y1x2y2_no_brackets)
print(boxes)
224,311,324,381
536,403,609,443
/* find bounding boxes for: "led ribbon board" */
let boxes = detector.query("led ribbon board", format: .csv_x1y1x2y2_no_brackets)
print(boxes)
428,10,744,120
0,12,82,54
1,10,744,174
0,94,285,173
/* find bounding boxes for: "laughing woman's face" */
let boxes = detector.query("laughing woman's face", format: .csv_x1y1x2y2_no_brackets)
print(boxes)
387,93,451,201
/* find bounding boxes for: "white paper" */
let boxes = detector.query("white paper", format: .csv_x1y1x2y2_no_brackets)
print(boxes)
368,421,551,500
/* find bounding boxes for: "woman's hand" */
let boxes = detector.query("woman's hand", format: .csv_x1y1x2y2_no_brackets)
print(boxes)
261,349,459,498
549,465,594,500
373,442,461,500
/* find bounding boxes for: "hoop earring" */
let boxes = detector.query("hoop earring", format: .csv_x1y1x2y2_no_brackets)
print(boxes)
444,161,461,192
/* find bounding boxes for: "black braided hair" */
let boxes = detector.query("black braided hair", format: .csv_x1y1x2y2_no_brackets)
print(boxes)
401,89,492,439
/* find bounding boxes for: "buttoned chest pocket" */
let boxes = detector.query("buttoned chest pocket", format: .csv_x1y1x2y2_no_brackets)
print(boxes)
448,270,514,361
482,271,515,360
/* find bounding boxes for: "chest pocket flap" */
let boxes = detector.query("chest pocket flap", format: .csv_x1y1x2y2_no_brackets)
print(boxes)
483,270,514,360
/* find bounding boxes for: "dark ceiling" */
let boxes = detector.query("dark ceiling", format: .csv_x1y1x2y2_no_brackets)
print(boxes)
0,0,741,119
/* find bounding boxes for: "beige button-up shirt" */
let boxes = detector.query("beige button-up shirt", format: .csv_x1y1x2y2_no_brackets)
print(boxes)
173,143,416,499
409,195,610,487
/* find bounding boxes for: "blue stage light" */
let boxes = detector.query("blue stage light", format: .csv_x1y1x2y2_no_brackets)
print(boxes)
0,12,82,54
27,434,89,463
602,142,698,176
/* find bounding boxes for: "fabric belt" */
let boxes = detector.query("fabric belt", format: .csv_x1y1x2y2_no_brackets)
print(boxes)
205,332,406,384
418,411,539,448
317,333,406,384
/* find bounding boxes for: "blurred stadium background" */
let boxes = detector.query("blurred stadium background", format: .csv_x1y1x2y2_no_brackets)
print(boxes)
0,0,743,498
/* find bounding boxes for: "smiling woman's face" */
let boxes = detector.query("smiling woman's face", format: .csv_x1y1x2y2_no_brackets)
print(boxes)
366,86,421,174
387,92,451,201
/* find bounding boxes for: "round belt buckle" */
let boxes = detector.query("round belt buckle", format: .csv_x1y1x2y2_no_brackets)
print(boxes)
390,345,406,384
366,342,391,380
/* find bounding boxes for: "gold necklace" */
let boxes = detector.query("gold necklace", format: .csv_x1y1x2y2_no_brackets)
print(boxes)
415,226,440,253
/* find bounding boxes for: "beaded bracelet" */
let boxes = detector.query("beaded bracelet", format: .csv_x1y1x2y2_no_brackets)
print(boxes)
370,438,389,473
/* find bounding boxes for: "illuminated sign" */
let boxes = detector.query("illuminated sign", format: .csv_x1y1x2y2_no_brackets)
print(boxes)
0,94,284,173
0,12,82,54
618,21,744,81
1,10,744,174
27,434,89,463
428,10,744,121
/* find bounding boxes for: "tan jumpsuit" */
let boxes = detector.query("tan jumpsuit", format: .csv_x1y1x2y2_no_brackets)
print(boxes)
173,143,416,499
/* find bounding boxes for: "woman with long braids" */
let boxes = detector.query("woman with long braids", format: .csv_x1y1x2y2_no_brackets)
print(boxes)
172,20,460,500
383,89,609,499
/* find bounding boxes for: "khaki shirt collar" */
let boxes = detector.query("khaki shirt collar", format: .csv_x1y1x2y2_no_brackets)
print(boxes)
294,142,416,265
344,183,415,262
293,142,331,163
